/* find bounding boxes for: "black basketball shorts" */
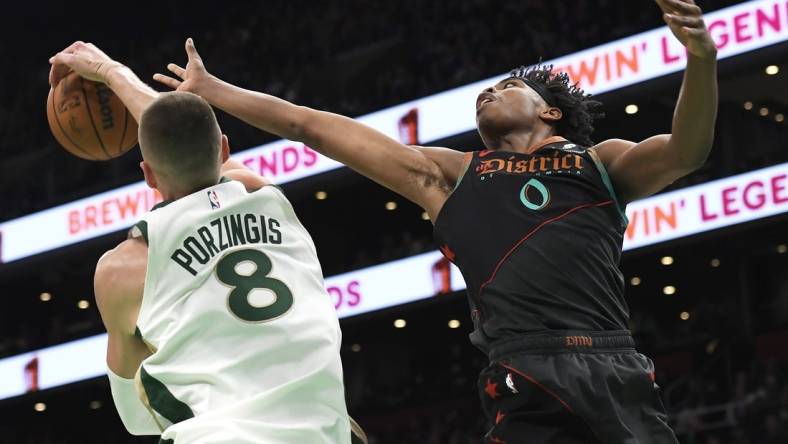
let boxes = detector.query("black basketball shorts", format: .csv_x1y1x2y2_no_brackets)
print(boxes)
478,330,679,444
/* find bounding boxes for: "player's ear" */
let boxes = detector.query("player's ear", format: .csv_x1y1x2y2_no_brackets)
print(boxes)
540,107,563,124
140,161,157,189
220,134,230,163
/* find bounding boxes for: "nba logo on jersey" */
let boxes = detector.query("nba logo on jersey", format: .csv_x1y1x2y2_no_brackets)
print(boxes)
207,190,221,209
560,143,584,154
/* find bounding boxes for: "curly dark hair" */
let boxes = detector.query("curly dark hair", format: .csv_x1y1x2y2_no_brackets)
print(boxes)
509,64,604,147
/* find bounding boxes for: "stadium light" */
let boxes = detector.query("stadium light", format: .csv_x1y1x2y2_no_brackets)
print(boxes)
680,311,690,321
448,319,460,329
663,285,677,295
315,191,327,200
776,113,784,123
630,277,641,286
765,65,779,75
625,104,639,115
660,256,674,265
421,211,430,221
710,258,721,268
759,107,769,116
777,244,787,254
77,300,90,310
39,292,51,302
385,201,397,211
350,344,361,352
89,400,102,410
743,101,753,110
34,402,46,412
393,319,407,328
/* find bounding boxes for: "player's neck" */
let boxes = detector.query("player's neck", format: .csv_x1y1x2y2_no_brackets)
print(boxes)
489,128,557,155
159,180,219,202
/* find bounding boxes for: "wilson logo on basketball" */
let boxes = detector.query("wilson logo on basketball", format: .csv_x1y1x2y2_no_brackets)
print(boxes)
95,83,114,130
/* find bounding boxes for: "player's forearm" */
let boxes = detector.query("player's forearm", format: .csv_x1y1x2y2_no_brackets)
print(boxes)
195,76,441,210
196,76,308,142
669,53,718,169
221,157,249,174
106,66,160,123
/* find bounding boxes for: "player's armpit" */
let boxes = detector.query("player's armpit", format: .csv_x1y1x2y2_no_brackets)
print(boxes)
412,146,469,191
593,135,703,203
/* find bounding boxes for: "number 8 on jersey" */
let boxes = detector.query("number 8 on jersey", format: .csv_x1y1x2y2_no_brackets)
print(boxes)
216,249,294,322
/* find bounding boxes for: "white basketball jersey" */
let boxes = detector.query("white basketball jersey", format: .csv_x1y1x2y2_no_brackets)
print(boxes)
129,179,350,444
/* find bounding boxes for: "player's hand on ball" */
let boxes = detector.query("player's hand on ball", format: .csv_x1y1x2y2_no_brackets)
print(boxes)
153,38,213,94
48,41,123,87
655,0,716,59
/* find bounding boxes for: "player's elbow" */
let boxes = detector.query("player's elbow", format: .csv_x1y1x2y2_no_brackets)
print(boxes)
668,135,712,174
285,105,316,142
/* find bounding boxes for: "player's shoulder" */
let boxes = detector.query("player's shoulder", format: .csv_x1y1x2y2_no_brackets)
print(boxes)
589,138,636,166
94,238,147,297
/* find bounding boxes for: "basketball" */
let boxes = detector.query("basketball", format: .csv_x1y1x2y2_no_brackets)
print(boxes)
46,71,138,160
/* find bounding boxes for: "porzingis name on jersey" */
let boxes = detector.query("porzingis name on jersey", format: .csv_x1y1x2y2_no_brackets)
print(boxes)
171,212,282,275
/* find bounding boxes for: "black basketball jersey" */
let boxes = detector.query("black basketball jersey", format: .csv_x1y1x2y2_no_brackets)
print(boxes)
433,137,630,354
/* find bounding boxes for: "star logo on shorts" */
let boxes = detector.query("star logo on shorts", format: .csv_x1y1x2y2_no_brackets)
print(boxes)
484,378,500,399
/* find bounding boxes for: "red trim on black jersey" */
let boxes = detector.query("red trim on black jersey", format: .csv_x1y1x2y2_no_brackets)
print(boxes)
477,200,614,302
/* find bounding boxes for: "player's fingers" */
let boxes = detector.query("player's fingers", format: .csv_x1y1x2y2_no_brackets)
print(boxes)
665,13,704,28
653,0,671,14
49,52,76,66
60,40,85,55
84,42,112,59
153,73,182,90
185,37,202,62
48,53,77,87
662,0,702,16
683,26,708,37
167,63,186,79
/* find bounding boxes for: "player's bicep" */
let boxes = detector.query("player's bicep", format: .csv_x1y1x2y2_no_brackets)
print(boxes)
597,135,692,203
94,252,125,334
94,250,151,377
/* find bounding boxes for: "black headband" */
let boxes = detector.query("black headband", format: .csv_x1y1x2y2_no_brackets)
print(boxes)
506,76,558,108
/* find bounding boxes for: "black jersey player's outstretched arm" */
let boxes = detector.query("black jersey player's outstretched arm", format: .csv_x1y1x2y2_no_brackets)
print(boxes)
593,0,717,203
153,39,466,221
